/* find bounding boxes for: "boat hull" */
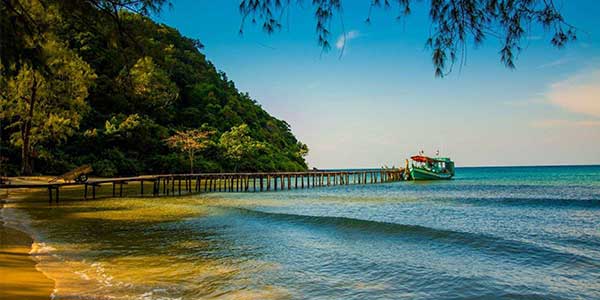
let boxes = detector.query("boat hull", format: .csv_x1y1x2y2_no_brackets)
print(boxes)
410,167,453,180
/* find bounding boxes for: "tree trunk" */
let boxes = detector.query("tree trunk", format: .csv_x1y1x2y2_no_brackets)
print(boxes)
189,150,194,174
21,129,32,175
21,75,37,175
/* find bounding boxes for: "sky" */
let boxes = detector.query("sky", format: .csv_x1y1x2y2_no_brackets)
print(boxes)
153,0,600,168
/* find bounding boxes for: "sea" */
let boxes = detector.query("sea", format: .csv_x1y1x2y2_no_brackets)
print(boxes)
2,165,600,299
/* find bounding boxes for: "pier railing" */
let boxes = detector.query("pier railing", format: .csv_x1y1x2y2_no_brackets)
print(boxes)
0,169,407,203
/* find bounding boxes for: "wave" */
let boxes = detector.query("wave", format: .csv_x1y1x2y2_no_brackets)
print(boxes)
230,207,600,271
438,197,600,208
2,205,186,300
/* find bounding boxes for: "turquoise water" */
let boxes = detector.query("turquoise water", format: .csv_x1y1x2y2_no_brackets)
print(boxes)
201,166,600,299
7,165,600,299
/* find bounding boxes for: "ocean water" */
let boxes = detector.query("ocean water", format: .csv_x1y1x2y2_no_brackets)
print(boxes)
3,165,600,299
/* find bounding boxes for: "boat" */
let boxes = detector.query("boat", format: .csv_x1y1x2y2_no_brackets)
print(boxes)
408,155,455,180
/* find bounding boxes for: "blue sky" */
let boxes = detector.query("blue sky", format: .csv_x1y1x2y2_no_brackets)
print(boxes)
154,1,600,168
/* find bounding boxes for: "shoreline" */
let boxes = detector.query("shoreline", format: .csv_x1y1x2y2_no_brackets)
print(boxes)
0,202,55,300
0,183,215,299
0,170,598,299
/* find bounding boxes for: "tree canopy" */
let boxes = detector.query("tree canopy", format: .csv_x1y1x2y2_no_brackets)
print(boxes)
1,0,309,176
239,0,576,76
165,129,214,173
2,1,576,78
219,124,269,172
0,0,576,175
1,37,96,174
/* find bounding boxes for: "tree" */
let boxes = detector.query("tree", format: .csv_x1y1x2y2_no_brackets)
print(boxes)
4,0,578,79
1,2,309,175
0,0,171,71
121,56,179,110
3,0,575,78
164,129,214,173
239,0,575,76
0,39,96,175
297,142,309,158
219,124,268,171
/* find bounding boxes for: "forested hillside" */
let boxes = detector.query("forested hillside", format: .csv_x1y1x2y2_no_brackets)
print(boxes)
0,0,308,176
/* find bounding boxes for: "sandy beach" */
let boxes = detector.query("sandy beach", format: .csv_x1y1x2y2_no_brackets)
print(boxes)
1,180,55,299
0,217,54,300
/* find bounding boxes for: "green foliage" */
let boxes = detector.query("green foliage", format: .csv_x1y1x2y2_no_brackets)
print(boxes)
239,0,575,77
94,160,118,177
105,114,142,136
219,124,269,171
120,56,179,111
1,36,96,174
1,0,308,175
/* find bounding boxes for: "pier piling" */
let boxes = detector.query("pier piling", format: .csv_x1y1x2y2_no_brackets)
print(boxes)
1,169,407,203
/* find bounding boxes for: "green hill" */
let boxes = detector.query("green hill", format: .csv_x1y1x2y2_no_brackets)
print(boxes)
0,0,308,176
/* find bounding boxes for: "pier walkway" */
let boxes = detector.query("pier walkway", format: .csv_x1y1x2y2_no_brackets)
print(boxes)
0,169,407,203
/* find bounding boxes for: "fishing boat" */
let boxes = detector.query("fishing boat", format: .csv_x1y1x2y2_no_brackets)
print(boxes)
408,155,455,180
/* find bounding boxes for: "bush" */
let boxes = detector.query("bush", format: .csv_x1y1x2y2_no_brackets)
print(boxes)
94,160,117,177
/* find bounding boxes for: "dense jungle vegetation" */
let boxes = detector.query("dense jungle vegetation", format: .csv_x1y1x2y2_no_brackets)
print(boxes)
0,0,309,176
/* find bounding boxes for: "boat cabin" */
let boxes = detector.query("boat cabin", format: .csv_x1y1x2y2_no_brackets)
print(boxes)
409,155,455,179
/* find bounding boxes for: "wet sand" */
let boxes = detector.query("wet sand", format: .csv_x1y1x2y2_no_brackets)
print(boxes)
0,217,54,300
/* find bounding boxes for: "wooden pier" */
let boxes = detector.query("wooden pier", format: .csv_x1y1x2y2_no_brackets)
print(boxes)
0,169,407,203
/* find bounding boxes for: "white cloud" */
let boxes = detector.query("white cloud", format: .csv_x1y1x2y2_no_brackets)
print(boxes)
546,69,600,118
335,30,360,50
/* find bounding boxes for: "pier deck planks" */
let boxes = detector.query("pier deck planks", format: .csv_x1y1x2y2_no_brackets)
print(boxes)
0,169,406,203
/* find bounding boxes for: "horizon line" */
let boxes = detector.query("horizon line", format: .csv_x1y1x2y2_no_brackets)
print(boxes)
315,163,600,170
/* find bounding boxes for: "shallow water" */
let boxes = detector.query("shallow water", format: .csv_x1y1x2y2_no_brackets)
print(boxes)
4,166,600,299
